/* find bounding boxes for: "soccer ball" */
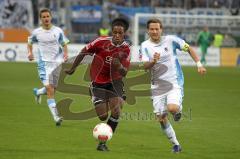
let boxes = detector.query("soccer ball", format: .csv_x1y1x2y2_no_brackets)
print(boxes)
93,123,113,142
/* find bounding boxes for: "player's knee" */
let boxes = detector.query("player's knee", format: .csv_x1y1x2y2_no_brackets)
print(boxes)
109,98,124,108
98,115,108,121
45,85,55,97
110,107,121,118
157,113,168,123
168,104,179,113
111,111,120,119
46,85,54,92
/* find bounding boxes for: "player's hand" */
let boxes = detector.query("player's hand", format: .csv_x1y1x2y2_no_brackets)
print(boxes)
112,58,122,70
112,57,128,76
28,53,34,61
152,52,160,63
198,67,206,75
65,68,75,75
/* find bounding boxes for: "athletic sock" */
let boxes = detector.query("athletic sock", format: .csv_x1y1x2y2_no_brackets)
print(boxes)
160,121,180,145
107,115,119,133
47,99,59,121
37,87,47,95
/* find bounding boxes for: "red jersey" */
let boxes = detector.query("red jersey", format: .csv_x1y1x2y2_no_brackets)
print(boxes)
85,37,131,84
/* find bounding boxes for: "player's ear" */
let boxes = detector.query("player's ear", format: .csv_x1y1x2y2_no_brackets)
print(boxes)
147,30,150,36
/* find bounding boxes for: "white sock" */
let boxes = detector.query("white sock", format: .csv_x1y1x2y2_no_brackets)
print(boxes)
160,121,180,145
47,99,60,122
37,87,47,95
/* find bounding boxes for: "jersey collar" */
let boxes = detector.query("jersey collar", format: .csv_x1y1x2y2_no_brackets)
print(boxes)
41,24,53,30
111,37,125,47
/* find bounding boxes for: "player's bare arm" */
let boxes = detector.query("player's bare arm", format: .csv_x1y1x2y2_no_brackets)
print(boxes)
188,46,207,75
144,52,160,70
65,47,87,75
63,45,68,62
27,44,34,61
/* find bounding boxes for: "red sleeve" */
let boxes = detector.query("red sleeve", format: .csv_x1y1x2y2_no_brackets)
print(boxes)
85,37,102,54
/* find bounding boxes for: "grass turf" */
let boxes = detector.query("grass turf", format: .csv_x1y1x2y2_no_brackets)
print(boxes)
0,62,239,159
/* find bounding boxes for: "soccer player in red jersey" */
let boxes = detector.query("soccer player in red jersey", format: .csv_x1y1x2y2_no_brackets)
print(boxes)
65,18,130,151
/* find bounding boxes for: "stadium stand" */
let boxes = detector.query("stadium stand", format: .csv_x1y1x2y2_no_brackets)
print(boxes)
0,0,239,45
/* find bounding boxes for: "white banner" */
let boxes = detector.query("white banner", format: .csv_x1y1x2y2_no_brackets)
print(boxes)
0,43,83,62
0,43,220,66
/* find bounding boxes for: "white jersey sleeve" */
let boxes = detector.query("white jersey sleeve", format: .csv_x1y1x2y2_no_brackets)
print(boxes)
139,42,151,62
169,35,189,53
57,28,70,47
28,29,38,45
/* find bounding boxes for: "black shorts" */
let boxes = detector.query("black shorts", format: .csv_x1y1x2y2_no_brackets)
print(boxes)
89,80,126,106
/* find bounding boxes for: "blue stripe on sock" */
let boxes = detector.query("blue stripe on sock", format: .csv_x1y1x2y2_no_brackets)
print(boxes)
47,99,56,106
160,121,170,130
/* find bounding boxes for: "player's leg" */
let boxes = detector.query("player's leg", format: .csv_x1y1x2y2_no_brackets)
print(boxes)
90,82,109,120
45,63,62,126
200,46,207,64
34,61,47,104
107,80,125,132
90,83,110,151
108,97,124,132
168,104,182,121
45,84,62,126
96,96,123,151
95,102,110,151
167,88,183,121
153,95,181,153
34,87,47,96
166,88,183,152
33,87,46,104
95,103,109,121
157,114,181,153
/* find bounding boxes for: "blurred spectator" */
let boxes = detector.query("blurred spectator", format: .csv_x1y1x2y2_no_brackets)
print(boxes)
230,0,240,9
230,8,239,15
195,0,207,8
213,31,224,47
212,0,220,8
197,26,213,64
172,0,184,8
222,33,237,47
108,6,119,21
98,23,110,37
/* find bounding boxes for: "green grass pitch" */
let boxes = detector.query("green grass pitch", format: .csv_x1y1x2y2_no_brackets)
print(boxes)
0,62,240,159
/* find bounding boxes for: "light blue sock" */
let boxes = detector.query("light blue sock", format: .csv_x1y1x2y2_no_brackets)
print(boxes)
37,87,46,95
160,121,179,145
47,99,59,121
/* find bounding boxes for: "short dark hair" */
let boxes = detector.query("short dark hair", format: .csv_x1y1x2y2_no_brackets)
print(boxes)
39,8,52,18
111,18,129,32
147,18,163,29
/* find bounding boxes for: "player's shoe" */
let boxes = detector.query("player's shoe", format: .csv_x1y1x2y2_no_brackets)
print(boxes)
55,117,63,126
33,88,41,104
97,142,109,151
173,112,182,122
172,145,182,153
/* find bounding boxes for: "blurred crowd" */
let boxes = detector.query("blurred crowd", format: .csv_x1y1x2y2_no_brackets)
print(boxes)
0,0,239,46
36,0,240,9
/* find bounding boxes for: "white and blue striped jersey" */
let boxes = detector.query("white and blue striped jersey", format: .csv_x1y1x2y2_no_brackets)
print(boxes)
28,25,69,62
140,35,189,91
